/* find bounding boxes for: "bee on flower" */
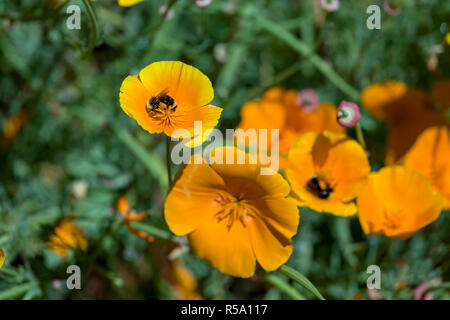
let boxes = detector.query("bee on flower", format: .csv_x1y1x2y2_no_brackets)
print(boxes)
119,61,222,146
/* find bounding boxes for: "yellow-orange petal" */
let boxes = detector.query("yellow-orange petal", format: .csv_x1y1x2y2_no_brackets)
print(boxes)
139,61,214,109
164,162,226,235
361,81,428,121
357,166,443,239
117,0,144,7
119,75,164,134
404,126,450,209
248,197,298,270
188,216,256,278
385,110,445,164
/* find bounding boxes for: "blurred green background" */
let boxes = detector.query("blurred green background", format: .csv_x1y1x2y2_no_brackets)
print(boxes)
0,0,449,300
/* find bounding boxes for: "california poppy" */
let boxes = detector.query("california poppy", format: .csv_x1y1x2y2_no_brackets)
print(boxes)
286,131,370,216
357,166,443,239
237,87,343,168
385,110,445,164
46,219,88,256
404,126,450,209
119,61,222,145
164,146,299,278
361,81,429,121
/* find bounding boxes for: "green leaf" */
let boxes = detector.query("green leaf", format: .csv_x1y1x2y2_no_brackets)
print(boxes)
264,274,306,300
277,265,325,300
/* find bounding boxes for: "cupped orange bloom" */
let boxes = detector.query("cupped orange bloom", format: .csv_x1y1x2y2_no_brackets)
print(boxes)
46,219,88,256
118,0,144,7
431,80,450,109
385,109,445,164
404,126,450,209
164,146,299,278
237,87,344,168
361,81,429,121
286,131,370,216
357,166,443,239
119,61,222,143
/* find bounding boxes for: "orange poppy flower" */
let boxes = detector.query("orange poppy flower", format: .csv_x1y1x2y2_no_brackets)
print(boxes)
385,109,445,164
116,195,155,243
46,219,88,256
118,0,144,7
1,110,29,150
164,146,299,278
237,87,343,168
431,80,450,110
404,126,450,209
286,131,370,216
119,61,222,144
170,260,201,300
357,166,443,239
361,81,429,121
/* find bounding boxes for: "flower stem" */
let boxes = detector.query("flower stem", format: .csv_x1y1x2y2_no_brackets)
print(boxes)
166,135,173,188
81,0,98,59
355,123,367,150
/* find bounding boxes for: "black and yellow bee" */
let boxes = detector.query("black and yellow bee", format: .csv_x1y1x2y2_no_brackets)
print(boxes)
146,89,177,114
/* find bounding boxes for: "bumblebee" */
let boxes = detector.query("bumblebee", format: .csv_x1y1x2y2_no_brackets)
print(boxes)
146,89,177,114
306,176,333,199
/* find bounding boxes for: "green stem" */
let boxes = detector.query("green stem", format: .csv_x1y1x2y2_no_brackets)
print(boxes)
277,265,325,300
256,16,360,101
166,135,173,188
81,0,98,59
129,221,172,241
264,274,306,300
355,123,367,150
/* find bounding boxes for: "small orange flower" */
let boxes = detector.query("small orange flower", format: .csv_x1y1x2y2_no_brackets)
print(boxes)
361,81,429,121
385,110,445,164
357,166,443,239
1,110,29,150
46,219,88,256
431,80,450,110
404,126,450,209
170,260,201,300
237,87,344,168
164,146,299,278
116,196,155,243
119,61,222,144
117,0,144,7
286,131,370,216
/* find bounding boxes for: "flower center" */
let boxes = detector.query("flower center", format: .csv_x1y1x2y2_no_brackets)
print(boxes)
214,193,257,231
145,92,178,128
306,175,334,199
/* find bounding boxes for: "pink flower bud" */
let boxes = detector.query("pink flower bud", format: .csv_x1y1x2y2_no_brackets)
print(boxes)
296,89,319,113
336,101,361,128
383,0,401,16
